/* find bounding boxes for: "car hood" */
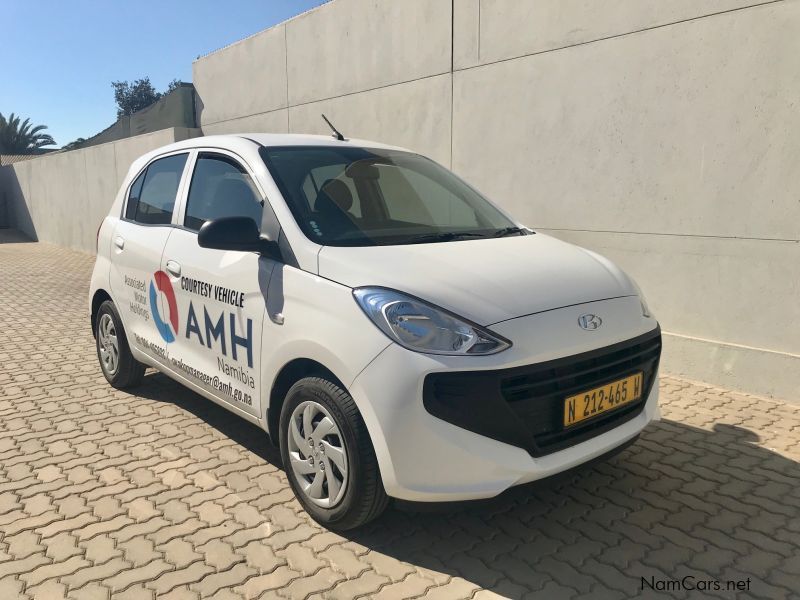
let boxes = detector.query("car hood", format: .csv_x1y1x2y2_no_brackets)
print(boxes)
317,233,637,325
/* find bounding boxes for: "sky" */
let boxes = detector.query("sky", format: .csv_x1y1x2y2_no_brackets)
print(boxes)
2,0,326,148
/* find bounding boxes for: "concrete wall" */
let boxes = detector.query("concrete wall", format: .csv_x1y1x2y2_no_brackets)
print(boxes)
0,127,200,253
2,0,795,400
191,0,799,401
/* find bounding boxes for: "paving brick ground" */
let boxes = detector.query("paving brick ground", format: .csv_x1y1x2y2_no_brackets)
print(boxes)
0,240,798,599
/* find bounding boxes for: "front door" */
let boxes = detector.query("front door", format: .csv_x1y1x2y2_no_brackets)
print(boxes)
109,152,189,368
160,151,272,418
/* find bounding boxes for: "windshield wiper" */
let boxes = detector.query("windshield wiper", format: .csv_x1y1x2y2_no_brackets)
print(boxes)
401,232,487,245
492,227,529,237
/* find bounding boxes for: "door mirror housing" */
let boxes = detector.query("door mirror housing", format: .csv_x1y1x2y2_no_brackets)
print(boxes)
197,216,281,260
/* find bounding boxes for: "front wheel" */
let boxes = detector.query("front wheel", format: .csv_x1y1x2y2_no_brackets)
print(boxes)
95,300,145,389
279,376,388,530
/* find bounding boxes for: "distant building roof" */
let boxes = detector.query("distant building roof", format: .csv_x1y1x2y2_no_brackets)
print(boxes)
0,149,60,166
1,154,40,166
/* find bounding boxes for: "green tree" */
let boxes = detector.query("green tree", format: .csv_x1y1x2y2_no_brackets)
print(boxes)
0,113,56,154
62,137,87,151
111,78,183,117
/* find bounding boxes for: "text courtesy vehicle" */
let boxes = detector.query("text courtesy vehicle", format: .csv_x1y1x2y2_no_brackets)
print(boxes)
89,133,661,530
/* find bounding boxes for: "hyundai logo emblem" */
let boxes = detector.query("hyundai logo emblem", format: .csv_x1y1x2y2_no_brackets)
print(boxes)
578,314,602,331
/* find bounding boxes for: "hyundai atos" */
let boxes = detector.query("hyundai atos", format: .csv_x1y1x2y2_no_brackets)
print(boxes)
89,133,661,530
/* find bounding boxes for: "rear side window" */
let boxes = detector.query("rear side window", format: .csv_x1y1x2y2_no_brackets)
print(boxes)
184,154,263,231
124,171,146,220
126,153,188,225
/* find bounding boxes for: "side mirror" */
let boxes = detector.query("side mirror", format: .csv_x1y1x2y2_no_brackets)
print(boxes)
197,217,281,260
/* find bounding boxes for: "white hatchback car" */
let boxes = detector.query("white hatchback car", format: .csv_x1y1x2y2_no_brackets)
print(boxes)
90,133,661,530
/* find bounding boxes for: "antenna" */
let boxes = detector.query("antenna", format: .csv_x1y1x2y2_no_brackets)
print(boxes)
321,114,346,141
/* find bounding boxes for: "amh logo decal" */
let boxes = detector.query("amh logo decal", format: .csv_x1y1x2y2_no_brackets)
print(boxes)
150,270,179,343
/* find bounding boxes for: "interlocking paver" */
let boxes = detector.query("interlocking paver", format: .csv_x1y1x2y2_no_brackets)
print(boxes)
104,560,173,595
146,562,215,595
189,562,256,596
60,558,131,589
20,554,90,587
280,543,326,575
234,565,298,599
0,240,798,599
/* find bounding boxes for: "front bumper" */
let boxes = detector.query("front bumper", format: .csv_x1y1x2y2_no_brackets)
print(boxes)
349,296,661,502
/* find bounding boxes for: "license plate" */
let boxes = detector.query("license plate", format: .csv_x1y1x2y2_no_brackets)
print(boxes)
563,372,643,427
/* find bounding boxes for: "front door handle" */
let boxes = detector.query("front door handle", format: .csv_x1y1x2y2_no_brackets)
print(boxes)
114,236,125,250
165,260,181,278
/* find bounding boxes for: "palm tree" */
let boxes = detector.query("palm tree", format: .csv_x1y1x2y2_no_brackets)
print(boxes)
0,113,56,154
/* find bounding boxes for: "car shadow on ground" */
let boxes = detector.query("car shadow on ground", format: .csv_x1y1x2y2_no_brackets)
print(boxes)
135,371,283,466
134,371,799,599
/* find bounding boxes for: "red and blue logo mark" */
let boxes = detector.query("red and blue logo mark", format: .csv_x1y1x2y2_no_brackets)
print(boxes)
150,271,179,343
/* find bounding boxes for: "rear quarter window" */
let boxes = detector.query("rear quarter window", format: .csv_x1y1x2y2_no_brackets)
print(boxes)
125,153,188,225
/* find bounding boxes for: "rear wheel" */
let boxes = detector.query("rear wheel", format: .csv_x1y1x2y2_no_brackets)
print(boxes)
279,376,388,530
95,300,145,388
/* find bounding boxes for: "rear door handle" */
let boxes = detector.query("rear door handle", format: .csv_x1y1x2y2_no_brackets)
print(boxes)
165,260,181,278
114,236,125,250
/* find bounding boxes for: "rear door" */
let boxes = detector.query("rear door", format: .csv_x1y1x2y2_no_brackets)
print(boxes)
109,152,189,368
159,150,271,418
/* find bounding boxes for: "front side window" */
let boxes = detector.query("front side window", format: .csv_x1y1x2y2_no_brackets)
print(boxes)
184,154,263,231
261,146,519,246
126,153,188,225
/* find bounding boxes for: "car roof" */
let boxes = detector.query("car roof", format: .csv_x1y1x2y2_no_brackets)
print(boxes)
151,133,409,155
126,133,414,184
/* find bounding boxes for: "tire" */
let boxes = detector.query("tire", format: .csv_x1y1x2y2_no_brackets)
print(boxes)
95,300,145,389
279,376,388,530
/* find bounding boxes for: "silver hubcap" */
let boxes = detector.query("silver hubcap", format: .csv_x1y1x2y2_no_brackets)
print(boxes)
97,313,120,376
287,401,348,508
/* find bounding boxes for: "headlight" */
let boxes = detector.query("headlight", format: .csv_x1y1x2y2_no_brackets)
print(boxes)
353,287,511,355
630,279,652,318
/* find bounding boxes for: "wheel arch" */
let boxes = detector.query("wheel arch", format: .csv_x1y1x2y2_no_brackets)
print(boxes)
267,358,345,444
90,289,113,337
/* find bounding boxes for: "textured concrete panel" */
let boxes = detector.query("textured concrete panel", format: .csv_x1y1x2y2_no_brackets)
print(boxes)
25,151,89,253
453,2,800,240
662,332,800,401
194,25,288,127
201,109,289,136
286,0,451,105
288,74,452,167
82,144,120,252
453,0,480,70
476,0,763,65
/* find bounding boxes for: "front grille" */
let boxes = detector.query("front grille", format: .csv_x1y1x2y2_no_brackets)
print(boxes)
423,327,662,457
501,330,661,454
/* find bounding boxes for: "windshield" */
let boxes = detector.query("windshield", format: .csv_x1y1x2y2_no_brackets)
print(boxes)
260,146,522,246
